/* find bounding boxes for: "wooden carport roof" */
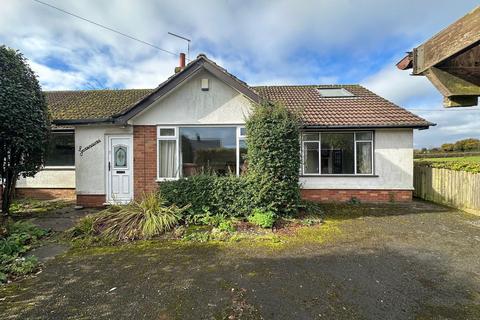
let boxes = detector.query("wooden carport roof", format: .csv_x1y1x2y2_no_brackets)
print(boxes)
397,6,480,107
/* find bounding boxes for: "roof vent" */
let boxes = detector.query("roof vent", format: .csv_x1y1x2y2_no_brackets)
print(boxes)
317,88,354,97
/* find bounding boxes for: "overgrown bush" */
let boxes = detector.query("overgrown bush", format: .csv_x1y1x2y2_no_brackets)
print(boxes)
245,101,301,215
159,173,216,217
248,209,276,228
159,101,301,220
159,174,253,219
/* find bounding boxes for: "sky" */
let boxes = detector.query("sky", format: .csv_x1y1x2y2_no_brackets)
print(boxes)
1,0,479,148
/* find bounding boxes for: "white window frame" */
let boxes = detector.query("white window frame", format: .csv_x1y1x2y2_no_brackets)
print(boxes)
236,126,246,176
301,131,374,176
157,126,180,181
157,125,246,180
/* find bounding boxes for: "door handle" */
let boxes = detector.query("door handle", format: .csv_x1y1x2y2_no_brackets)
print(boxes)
108,161,111,171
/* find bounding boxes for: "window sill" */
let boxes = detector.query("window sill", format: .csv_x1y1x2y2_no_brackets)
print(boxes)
43,166,75,171
300,174,379,178
156,178,179,182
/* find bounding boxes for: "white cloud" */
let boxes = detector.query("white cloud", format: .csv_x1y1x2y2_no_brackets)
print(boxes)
1,0,478,147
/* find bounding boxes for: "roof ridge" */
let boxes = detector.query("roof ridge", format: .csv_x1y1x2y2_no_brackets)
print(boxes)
44,88,154,93
252,84,362,88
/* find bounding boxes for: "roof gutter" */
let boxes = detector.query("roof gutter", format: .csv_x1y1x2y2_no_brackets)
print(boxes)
52,118,115,125
302,123,435,130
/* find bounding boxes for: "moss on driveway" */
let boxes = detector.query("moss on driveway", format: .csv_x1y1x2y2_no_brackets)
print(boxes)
1,201,480,319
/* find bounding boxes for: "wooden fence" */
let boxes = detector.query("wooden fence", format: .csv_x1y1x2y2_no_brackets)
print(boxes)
413,164,480,214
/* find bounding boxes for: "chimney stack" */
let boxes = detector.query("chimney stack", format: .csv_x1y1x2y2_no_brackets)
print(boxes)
175,53,186,73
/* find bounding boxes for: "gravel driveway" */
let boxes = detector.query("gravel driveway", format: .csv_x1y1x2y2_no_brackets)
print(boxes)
1,200,479,319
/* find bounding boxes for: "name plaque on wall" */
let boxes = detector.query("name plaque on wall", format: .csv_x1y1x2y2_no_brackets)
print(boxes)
78,139,101,156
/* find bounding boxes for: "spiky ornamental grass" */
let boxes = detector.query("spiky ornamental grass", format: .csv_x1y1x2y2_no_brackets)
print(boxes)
92,193,190,241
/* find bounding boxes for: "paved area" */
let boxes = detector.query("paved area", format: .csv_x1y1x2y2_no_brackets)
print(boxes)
1,200,479,319
17,205,97,232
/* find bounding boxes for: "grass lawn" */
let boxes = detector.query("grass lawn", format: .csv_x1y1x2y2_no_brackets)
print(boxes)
415,156,480,163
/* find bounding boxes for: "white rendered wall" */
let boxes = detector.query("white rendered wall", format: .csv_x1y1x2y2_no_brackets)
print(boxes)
16,169,75,188
300,129,414,190
75,125,132,195
130,70,252,125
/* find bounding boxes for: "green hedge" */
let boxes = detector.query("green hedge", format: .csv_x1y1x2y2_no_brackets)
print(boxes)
415,160,480,174
159,174,253,219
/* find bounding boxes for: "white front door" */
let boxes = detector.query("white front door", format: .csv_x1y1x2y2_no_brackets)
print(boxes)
107,136,133,203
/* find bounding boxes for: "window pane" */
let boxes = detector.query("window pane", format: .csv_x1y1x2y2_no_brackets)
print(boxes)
304,142,319,174
239,127,246,136
180,127,236,176
356,142,372,174
159,128,175,136
239,140,248,174
158,140,176,178
45,132,75,166
356,132,372,140
321,133,354,174
302,133,319,141
114,146,127,168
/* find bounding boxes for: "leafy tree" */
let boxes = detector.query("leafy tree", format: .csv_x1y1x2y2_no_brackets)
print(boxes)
454,138,480,152
441,143,455,152
0,46,50,220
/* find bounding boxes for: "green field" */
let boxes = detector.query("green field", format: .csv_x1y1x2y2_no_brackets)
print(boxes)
416,156,480,163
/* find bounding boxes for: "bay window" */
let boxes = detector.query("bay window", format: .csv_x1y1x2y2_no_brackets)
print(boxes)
157,126,247,179
302,131,373,175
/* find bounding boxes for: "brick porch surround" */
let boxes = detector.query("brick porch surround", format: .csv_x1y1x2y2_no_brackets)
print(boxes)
76,194,106,208
301,189,412,202
133,125,158,199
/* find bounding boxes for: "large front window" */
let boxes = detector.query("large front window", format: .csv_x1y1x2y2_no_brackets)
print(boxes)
45,131,75,167
157,126,246,179
302,131,373,175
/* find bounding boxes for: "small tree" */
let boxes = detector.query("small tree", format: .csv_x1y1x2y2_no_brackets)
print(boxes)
245,101,301,215
0,46,50,219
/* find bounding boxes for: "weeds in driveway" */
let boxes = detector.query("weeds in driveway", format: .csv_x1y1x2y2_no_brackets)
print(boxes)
10,198,72,215
1,221,48,283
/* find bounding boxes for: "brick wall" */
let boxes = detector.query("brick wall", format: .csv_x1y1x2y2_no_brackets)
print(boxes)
77,194,106,207
301,189,412,202
16,188,76,200
133,126,158,199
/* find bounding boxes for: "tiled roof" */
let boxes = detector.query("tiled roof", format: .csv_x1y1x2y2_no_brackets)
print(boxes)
46,85,431,128
46,89,154,121
253,85,432,128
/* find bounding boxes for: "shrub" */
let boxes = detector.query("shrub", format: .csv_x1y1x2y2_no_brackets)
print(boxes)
96,193,189,240
246,101,301,216
217,220,235,233
248,209,277,228
159,174,253,220
0,221,46,283
159,173,216,216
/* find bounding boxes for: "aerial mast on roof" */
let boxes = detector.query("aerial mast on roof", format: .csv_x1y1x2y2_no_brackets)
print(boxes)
168,32,191,61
